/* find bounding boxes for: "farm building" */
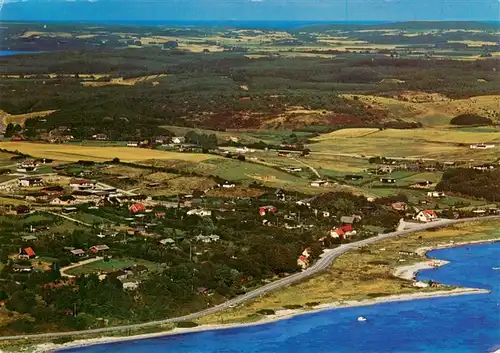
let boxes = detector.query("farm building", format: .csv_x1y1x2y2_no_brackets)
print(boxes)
470,144,495,149
50,195,76,205
427,191,445,198
69,178,96,190
380,177,396,184
19,176,43,187
310,180,329,187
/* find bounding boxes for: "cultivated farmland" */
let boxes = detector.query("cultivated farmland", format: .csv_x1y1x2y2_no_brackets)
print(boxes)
0,142,217,163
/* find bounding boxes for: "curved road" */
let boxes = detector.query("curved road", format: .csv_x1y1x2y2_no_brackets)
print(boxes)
1,215,499,341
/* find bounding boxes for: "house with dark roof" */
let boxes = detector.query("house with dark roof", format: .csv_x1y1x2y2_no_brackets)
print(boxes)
50,195,76,205
18,247,36,260
69,178,96,190
90,245,110,253
70,249,86,257
19,176,43,187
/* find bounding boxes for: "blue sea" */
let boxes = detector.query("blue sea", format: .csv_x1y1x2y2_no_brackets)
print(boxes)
0,50,41,56
61,242,500,353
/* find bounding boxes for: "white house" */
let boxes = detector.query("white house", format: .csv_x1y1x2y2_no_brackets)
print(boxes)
310,180,329,187
415,210,438,223
187,209,212,217
195,234,220,243
19,176,43,187
172,137,185,144
427,191,445,198
123,282,139,291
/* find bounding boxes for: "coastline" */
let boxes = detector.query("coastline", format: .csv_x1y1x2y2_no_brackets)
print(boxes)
30,237,499,352
393,238,500,281
37,288,489,353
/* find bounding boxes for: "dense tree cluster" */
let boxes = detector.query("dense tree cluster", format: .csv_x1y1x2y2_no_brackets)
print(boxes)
450,114,493,126
436,168,500,202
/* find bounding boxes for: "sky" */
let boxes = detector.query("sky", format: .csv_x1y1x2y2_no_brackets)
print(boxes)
1,0,499,22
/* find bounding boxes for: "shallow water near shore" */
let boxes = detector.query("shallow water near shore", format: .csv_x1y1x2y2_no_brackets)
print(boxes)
60,242,500,353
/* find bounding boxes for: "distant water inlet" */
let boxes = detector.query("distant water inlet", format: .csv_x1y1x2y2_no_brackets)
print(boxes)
61,242,500,353
0,51,42,56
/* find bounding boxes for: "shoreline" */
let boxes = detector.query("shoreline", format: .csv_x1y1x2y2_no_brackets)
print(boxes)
393,239,500,281
37,288,489,353
29,236,499,352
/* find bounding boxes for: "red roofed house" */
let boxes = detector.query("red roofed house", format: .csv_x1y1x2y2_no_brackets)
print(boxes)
297,255,309,270
416,210,438,223
129,203,146,214
19,247,36,260
259,205,277,216
330,224,356,239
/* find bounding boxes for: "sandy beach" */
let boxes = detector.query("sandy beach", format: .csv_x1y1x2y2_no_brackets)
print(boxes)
35,287,489,353
31,239,498,353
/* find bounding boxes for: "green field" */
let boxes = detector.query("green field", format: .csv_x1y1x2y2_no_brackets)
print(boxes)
66,258,163,276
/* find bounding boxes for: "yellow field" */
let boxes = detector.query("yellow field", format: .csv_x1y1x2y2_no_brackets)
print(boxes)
342,94,500,125
0,109,57,126
310,127,500,159
0,142,217,163
448,40,499,46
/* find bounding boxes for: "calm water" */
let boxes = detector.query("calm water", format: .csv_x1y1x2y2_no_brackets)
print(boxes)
0,51,41,56
61,242,500,353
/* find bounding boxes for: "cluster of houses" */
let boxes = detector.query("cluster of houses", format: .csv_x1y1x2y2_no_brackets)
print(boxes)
16,176,131,206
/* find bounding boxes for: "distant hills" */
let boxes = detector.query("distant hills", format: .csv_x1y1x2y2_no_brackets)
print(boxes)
298,21,500,32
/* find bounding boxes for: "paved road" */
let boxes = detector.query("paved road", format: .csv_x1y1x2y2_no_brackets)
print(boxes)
0,215,498,341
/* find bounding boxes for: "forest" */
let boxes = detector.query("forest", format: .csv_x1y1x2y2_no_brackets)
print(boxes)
436,168,500,202
1,49,499,136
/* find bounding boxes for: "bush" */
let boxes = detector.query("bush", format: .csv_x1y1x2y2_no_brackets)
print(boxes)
450,114,493,125
52,336,74,344
282,304,303,309
256,309,275,315
176,321,199,328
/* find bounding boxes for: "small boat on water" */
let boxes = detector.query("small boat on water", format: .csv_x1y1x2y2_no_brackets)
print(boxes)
357,316,367,322
492,267,500,270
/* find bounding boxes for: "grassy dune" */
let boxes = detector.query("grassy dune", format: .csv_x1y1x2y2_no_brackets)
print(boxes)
342,94,500,126
199,220,500,325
